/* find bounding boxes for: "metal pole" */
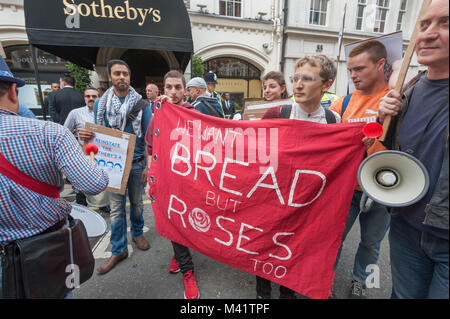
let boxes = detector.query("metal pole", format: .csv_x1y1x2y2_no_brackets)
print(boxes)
29,44,47,121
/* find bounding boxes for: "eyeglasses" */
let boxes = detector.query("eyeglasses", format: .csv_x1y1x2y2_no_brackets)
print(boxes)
290,75,324,84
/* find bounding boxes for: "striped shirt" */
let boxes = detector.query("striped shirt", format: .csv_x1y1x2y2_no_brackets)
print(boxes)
0,109,109,244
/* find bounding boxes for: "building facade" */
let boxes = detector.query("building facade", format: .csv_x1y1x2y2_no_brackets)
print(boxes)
1,0,425,113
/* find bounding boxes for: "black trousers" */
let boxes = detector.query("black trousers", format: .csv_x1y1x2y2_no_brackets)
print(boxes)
171,241,194,274
256,276,296,298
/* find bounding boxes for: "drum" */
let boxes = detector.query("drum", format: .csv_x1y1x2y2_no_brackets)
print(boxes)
70,203,108,238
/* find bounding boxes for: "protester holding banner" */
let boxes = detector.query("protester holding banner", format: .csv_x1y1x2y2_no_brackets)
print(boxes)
378,0,449,299
330,40,391,299
0,55,109,298
94,59,152,275
262,55,375,299
255,70,296,299
263,55,341,124
145,70,200,299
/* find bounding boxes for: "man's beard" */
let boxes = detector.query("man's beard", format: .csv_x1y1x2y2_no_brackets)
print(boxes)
114,82,130,93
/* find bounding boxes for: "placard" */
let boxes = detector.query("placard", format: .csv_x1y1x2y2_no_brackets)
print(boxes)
85,123,136,195
242,99,294,120
345,31,403,93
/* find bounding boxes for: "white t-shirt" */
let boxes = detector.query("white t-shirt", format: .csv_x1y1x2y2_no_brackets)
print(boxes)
290,103,341,124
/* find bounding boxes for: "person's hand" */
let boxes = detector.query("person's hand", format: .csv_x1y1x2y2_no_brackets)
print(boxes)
141,167,148,184
362,137,375,150
157,95,171,103
78,128,95,142
378,90,402,123
145,182,155,202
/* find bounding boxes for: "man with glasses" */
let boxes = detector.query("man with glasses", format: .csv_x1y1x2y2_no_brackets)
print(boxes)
330,40,390,299
262,55,339,299
65,87,110,213
261,54,374,299
64,87,99,144
263,55,341,124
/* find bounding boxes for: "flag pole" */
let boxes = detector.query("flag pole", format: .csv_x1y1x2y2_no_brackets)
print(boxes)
335,2,347,95
0,41,6,59
380,0,432,141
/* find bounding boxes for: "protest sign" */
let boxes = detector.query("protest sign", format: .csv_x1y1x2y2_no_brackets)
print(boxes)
85,123,136,195
345,31,403,93
149,102,366,299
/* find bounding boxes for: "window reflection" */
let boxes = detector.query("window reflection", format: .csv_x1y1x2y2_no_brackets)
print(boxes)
203,57,261,79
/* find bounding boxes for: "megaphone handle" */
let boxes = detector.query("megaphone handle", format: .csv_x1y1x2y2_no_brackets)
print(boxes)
360,193,374,213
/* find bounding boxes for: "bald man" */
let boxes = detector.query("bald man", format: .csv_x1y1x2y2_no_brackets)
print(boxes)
145,83,159,114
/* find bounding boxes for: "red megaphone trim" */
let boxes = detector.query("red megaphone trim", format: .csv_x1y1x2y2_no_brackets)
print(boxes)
363,122,383,138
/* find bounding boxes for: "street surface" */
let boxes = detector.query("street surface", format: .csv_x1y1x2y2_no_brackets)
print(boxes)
65,191,392,300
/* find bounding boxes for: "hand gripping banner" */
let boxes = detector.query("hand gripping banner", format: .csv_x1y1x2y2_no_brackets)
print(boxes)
149,102,366,299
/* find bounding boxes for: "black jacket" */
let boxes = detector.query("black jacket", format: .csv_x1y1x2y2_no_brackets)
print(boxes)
48,87,85,124
222,99,237,116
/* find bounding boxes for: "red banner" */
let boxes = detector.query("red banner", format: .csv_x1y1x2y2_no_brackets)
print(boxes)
149,102,366,299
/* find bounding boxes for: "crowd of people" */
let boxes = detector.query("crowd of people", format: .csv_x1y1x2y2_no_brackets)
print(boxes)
0,0,448,300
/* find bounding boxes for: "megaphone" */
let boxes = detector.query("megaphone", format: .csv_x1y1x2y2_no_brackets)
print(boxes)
357,150,430,212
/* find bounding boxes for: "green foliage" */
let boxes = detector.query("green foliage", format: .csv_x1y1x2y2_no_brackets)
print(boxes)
192,55,204,78
65,62,91,93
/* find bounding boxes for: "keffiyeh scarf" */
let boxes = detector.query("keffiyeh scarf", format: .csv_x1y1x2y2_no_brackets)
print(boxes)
96,86,143,137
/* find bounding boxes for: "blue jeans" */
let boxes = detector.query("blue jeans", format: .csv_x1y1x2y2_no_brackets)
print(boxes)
334,190,391,283
109,161,145,256
389,215,449,299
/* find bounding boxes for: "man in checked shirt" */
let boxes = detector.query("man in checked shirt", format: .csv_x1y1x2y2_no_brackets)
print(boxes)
0,55,109,298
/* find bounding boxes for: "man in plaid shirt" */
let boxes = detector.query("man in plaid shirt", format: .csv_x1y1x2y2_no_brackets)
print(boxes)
0,56,108,296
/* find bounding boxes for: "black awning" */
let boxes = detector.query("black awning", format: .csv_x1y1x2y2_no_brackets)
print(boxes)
24,0,193,70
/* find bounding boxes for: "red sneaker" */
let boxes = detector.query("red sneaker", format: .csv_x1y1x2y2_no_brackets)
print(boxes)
168,256,180,274
183,270,199,299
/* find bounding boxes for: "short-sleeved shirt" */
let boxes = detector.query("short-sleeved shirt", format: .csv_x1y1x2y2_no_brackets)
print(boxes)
330,85,388,191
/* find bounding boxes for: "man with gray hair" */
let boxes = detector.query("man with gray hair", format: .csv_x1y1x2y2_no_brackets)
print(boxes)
186,77,225,118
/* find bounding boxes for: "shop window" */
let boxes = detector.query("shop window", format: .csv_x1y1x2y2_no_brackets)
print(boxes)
4,45,66,73
203,57,261,80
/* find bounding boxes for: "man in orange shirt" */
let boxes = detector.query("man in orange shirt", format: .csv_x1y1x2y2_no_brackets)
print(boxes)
330,40,391,299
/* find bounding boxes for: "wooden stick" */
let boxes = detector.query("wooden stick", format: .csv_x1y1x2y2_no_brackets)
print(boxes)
380,0,432,141
0,41,6,59
90,152,95,163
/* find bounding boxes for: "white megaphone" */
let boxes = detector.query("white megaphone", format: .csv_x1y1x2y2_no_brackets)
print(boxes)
357,150,430,212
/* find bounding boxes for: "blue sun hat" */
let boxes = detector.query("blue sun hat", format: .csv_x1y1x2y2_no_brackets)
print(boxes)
0,55,26,87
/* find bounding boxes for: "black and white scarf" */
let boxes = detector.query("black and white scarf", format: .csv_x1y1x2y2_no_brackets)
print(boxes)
96,86,143,137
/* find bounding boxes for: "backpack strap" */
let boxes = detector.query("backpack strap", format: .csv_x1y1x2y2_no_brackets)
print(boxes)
324,109,337,124
200,99,224,118
126,99,149,127
341,93,352,117
280,105,292,119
